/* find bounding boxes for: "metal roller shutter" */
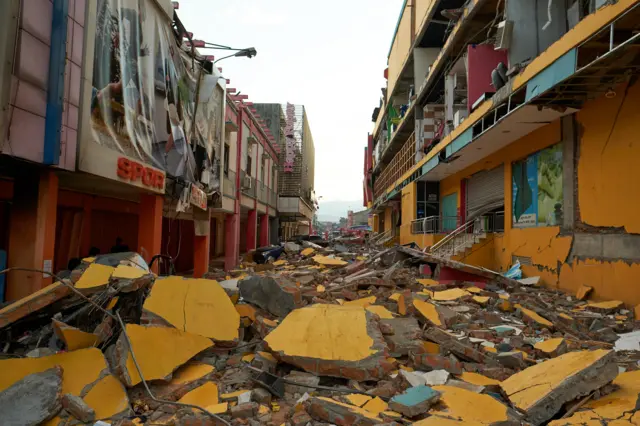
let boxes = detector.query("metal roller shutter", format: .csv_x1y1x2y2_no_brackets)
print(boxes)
466,164,505,219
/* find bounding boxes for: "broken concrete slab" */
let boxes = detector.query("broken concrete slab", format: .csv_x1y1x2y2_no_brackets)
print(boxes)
458,371,500,386
388,385,441,417
284,371,320,395
74,263,115,293
284,242,302,254
264,304,394,381
305,396,383,425
534,337,567,357
432,288,471,302
379,317,421,356
143,276,240,343
519,307,554,330
361,396,388,416
430,385,511,424
411,353,463,374
238,275,302,317
82,375,131,420
62,393,95,423
501,349,618,425
413,299,443,326
424,327,498,365
0,281,70,328
177,381,219,407
585,300,624,313
365,305,395,319
301,247,315,257
576,285,593,301
313,255,348,266
52,319,99,351
110,324,213,387
548,370,640,425
0,366,63,426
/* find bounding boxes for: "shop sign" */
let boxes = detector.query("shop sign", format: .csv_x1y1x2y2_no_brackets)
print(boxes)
117,157,165,190
190,183,208,211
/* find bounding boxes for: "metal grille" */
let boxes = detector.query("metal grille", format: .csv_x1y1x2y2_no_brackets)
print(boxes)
374,132,415,200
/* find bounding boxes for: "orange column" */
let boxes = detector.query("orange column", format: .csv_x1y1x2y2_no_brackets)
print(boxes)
7,169,59,301
193,234,210,278
137,194,163,272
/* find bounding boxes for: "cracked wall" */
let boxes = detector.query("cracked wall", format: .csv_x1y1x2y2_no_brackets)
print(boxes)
435,82,640,305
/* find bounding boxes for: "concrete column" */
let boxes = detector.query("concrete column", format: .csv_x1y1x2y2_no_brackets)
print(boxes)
309,220,313,236
224,213,239,271
193,234,210,278
259,214,269,247
7,169,59,301
246,209,257,251
137,194,163,272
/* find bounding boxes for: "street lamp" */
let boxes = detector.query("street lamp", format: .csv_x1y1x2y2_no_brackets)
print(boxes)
188,40,257,64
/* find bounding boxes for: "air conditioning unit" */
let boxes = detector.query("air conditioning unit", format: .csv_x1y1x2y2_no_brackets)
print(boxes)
242,175,252,189
494,20,513,51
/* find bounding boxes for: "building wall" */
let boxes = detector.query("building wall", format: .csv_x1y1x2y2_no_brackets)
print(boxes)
301,108,315,200
387,2,412,99
442,81,640,305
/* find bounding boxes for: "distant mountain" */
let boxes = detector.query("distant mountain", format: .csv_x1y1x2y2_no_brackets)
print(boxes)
317,200,363,223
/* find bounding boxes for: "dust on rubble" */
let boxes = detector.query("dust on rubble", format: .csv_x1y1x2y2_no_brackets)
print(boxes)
1,242,639,426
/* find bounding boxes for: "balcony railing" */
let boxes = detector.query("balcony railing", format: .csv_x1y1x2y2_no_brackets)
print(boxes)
269,190,277,208
223,170,236,198
411,212,505,235
429,212,505,258
373,132,415,201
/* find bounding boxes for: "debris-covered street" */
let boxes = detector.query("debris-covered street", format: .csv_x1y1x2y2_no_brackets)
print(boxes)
1,239,639,425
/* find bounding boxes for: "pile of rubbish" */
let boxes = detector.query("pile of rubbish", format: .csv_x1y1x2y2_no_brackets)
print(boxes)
1,243,640,426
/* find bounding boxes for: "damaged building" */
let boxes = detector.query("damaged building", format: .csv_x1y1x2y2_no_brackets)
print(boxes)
364,0,640,306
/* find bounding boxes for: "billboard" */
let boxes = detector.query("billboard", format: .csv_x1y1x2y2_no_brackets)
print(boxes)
79,0,224,198
512,143,563,228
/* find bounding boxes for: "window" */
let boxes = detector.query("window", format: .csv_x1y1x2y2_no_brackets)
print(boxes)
246,152,252,177
512,143,563,228
223,144,229,176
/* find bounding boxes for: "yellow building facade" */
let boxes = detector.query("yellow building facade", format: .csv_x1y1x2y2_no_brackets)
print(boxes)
367,0,640,305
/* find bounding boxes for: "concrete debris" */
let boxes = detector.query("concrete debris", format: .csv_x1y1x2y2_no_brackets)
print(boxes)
0,366,63,426
501,349,618,425
238,275,302,317
62,393,96,423
388,385,441,417
1,245,639,425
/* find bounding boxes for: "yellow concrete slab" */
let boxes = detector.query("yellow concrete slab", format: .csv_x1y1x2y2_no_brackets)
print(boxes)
431,385,509,423
559,313,574,320
549,371,640,425
312,255,348,266
520,307,554,328
343,296,376,308
121,324,213,387
466,286,483,294
388,293,402,302
413,299,442,326
417,278,439,287
432,288,471,301
0,348,107,395
472,296,490,306
83,257,96,263
398,293,407,315
52,319,99,351
242,354,255,363
501,349,613,414
106,297,119,310
264,305,376,362
362,396,388,415
576,285,593,301
236,304,257,321
534,338,565,353
459,371,500,386
257,351,277,363
170,362,215,385
414,415,484,425
0,281,70,328
273,260,287,266
499,294,510,300
301,248,315,257
317,285,326,293
112,264,146,280
345,394,373,407
83,374,130,420
381,410,403,419
484,346,498,353
178,381,219,406
206,402,228,414
221,389,251,400
143,276,240,342
366,305,394,319
586,300,624,311
421,341,440,354
75,264,115,291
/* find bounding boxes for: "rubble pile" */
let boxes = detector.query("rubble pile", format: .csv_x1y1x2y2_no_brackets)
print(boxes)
1,245,640,425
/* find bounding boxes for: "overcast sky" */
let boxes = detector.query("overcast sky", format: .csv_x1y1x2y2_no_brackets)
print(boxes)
178,0,403,203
